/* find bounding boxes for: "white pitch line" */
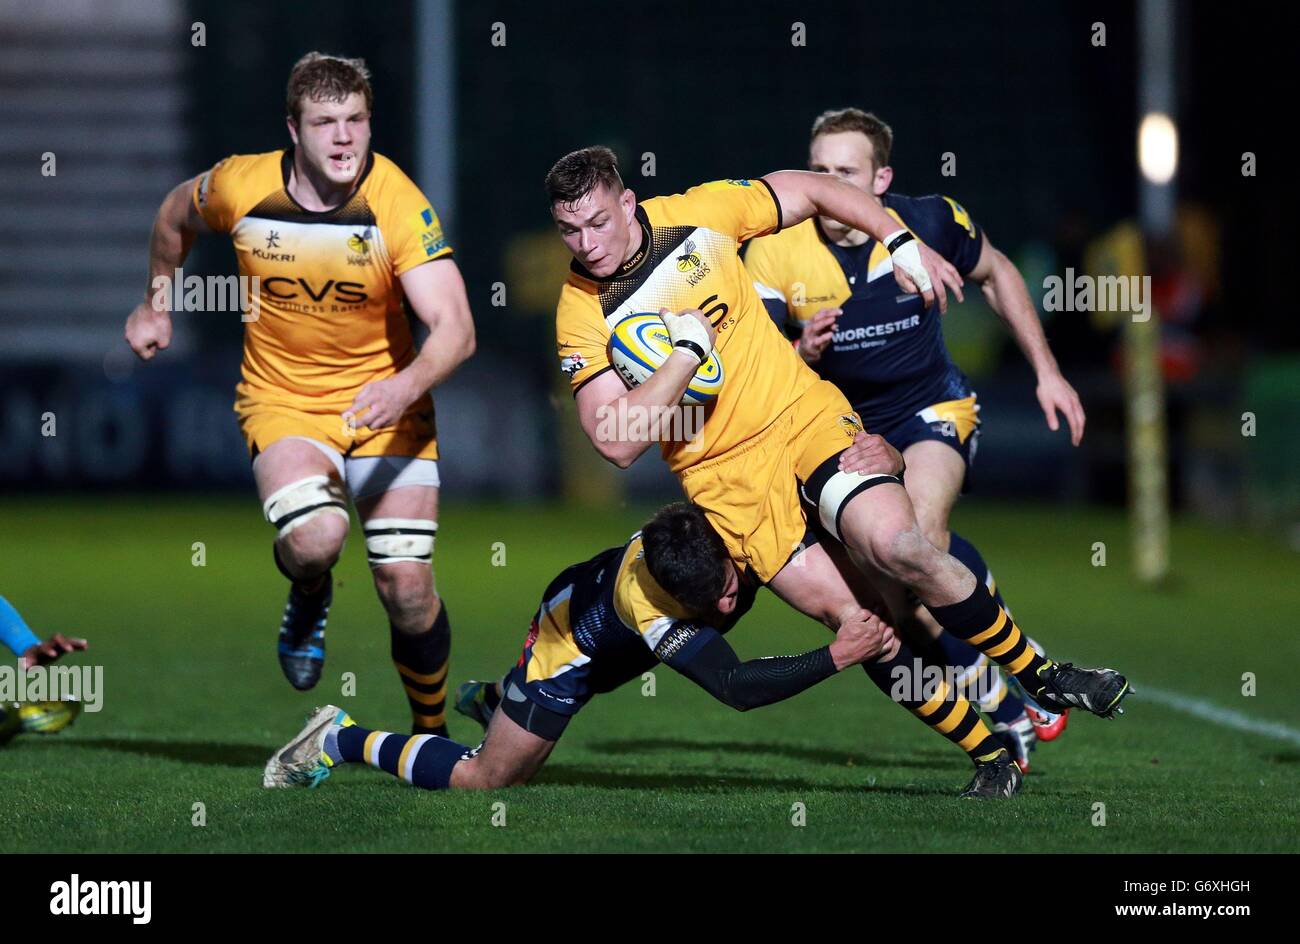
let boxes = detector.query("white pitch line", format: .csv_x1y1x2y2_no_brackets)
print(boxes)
1138,684,1300,748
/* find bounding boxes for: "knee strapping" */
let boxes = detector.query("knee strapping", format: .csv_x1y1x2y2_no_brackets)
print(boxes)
262,475,349,538
365,518,437,567
802,454,903,543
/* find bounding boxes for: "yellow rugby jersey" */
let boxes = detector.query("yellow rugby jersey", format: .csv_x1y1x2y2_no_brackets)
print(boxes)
193,149,453,411
742,193,987,433
611,533,696,650
743,193,983,327
743,213,899,325
556,179,820,474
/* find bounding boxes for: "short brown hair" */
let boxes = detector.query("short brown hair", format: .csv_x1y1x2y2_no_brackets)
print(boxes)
810,108,893,168
545,146,624,209
641,502,730,616
286,52,373,122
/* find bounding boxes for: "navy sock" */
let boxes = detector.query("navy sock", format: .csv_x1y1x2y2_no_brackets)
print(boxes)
336,722,468,790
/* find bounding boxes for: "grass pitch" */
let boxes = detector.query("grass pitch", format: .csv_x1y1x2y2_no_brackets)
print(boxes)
1,497,1296,853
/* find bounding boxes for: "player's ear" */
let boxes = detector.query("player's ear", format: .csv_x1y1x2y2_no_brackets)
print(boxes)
286,115,300,146
872,165,893,197
620,186,636,219
715,563,738,615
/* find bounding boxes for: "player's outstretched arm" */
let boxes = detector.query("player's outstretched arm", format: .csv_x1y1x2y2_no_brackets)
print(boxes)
346,258,477,429
762,170,965,314
125,175,212,361
20,634,89,672
653,610,896,712
1,596,88,671
968,234,1086,445
574,308,715,469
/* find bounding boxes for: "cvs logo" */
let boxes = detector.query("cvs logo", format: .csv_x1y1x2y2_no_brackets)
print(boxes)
262,278,368,304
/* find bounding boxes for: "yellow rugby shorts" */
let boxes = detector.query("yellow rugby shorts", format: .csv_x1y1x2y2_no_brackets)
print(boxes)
678,380,867,583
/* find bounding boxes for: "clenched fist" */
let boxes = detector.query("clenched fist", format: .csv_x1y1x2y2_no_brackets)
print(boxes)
796,307,840,363
124,300,173,361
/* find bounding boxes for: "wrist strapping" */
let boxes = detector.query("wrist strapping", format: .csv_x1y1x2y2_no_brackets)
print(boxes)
885,229,915,253
673,339,707,364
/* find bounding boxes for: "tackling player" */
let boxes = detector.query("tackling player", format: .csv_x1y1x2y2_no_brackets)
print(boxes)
1,595,88,740
743,108,1083,768
264,503,905,794
124,53,475,737
546,146,1130,795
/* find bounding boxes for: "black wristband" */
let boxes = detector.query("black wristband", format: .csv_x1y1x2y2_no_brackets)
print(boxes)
886,231,915,254
673,339,707,364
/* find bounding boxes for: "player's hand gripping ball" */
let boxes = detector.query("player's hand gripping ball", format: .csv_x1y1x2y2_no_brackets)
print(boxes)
607,311,724,406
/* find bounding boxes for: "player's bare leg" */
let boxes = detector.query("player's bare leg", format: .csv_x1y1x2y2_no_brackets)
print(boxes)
264,701,554,791
832,482,1130,719
885,441,963,643
768,540,889,631
357,484,440,632
254,438,350,580
899,440,1045,767
449,707,556,789
357,484,451,736
767,541,1019,796
903,440,963,564
836,481,973,603
254,438,350,690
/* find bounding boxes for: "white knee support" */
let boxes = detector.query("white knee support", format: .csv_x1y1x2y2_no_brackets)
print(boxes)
813,469,902,543
364,518,437,567
262,475,349,538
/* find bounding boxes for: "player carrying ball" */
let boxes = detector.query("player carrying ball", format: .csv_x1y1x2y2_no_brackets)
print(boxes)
124,53,475,737
545,146,1130,796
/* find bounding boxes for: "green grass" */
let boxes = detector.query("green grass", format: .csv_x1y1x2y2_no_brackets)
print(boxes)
1,497,1297,852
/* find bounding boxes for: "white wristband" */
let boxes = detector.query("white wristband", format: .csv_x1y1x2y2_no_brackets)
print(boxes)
887,231,931,293
661,311,713,361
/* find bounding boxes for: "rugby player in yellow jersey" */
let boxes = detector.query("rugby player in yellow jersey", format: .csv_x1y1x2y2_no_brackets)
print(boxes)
264,503,897,794
123,54,475,736
744,108,1086,768
546,146,1131,797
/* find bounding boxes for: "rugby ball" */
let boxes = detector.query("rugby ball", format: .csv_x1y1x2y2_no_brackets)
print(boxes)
607,312,724,406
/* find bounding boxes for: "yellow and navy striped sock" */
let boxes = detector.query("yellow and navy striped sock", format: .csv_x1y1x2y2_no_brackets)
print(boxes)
943,532,1027,724
926,584,1050,700
863,644,1004,764
336,723,468,790
392,602,451,737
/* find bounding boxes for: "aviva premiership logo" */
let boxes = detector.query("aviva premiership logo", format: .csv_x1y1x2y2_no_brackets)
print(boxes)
560,352,586,377
838,414,864,438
